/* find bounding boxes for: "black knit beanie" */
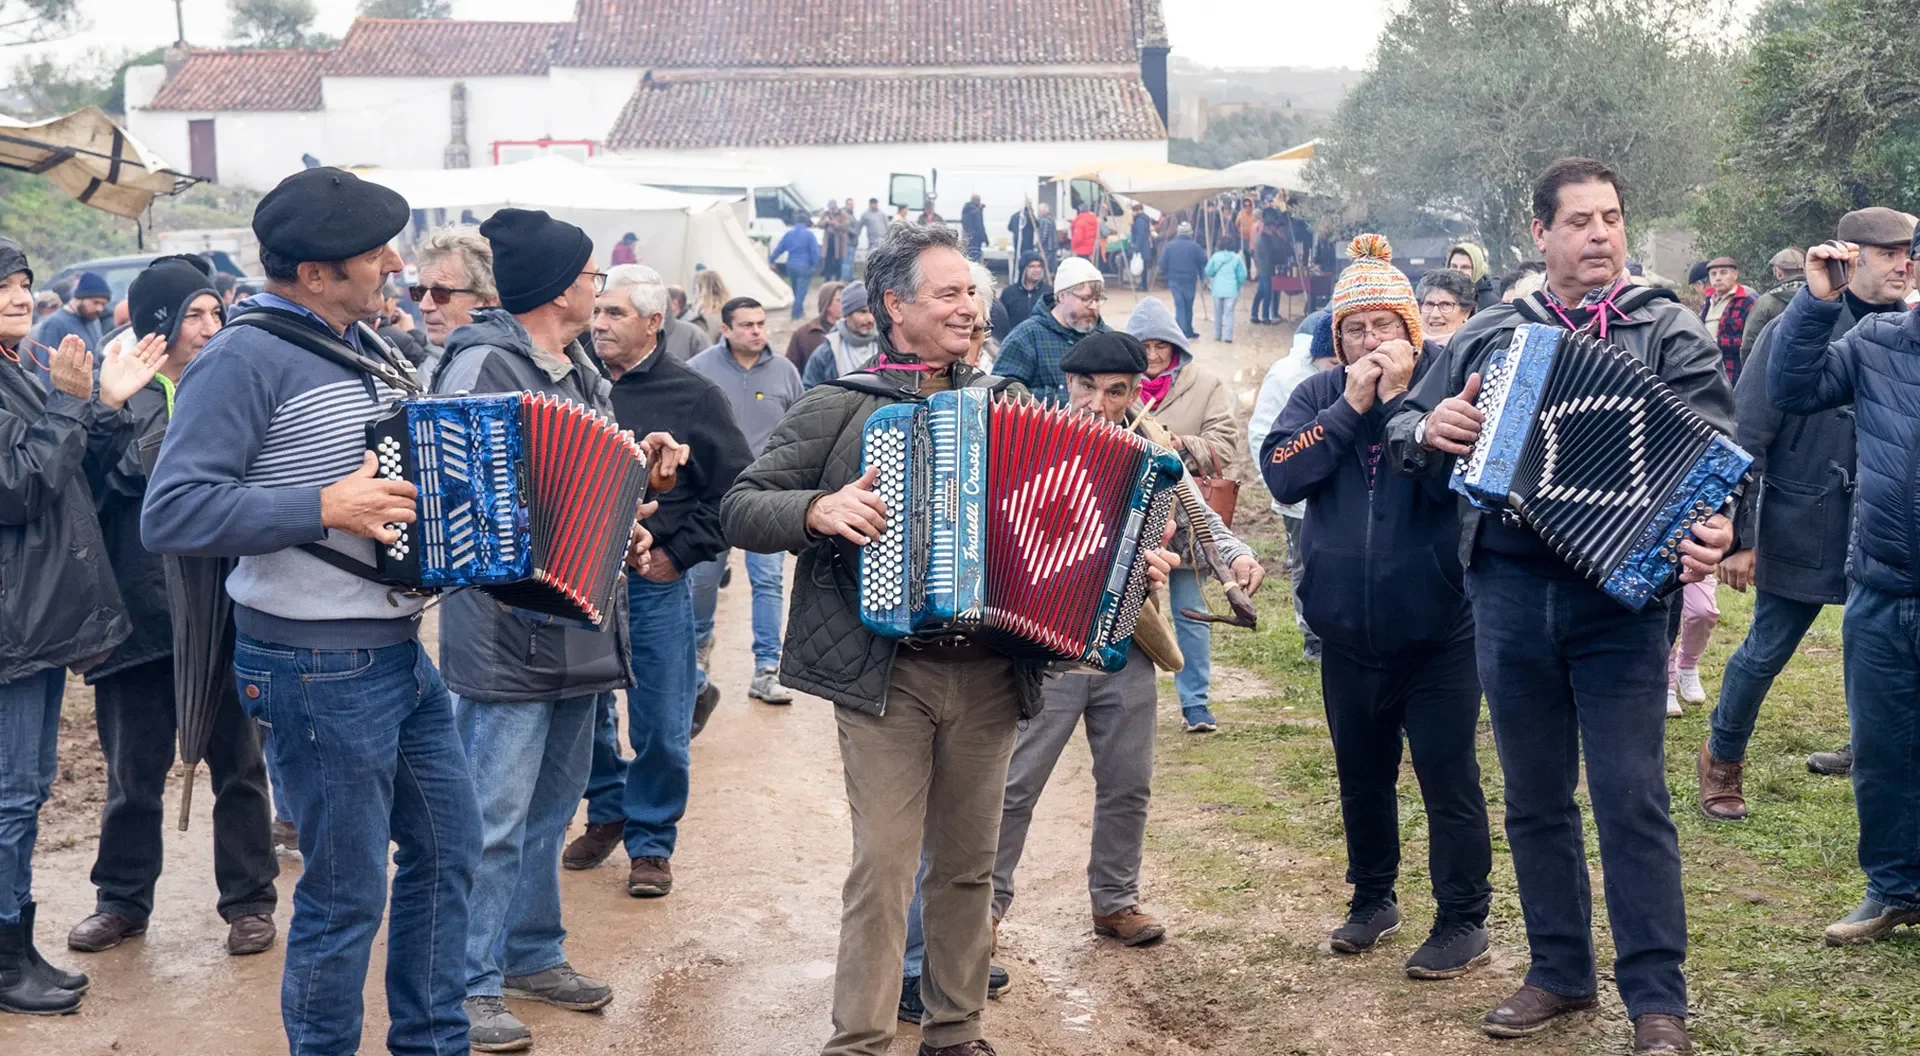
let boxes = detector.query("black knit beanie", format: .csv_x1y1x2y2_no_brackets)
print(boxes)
0,238,30,285
480,208,594,314
129,257,221,343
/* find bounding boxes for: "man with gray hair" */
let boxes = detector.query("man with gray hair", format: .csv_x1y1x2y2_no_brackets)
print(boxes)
722,222,1179,1056
411,225,499,384
566,264,754,890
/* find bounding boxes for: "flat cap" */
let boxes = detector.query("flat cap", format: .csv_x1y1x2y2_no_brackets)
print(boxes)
253,167,409,263
1706,256,1739,270
1836,207,1917,248
1060,331,1148,376
1769,247,1805,272
1687,260,1710,285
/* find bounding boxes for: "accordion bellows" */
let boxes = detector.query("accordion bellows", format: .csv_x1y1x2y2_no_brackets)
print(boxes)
369,394,648,625
859,388,1185,671
1452,325,1753,610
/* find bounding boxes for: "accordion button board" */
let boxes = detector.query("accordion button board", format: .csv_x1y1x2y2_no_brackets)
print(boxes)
858,388,1184,672
1449,324,1753,610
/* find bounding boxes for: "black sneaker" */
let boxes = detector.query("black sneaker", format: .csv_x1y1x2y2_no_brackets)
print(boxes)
1330,898,1400,954
899,974,925,1023
1404,918,1491,979
988,962,1010,999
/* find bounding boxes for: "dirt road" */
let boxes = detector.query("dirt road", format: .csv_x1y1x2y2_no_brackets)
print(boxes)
1,290,1302,1056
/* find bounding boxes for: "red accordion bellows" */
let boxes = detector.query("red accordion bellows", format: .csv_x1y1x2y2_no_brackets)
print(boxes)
983,400,1152,658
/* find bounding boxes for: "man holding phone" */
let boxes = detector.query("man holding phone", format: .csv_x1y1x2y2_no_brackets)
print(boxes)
1769,220,1920,948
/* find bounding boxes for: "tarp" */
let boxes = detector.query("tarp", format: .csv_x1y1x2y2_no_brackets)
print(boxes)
354,156,791,309
1049,157,1217,194
0,106,195,218
1266,140,1319,161
1123,157,1313,215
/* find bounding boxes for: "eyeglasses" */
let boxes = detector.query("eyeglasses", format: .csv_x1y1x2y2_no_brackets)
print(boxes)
581,271,607,294
1419,299,1463,314
1063,288,1107,305
409,284,477,304
1339,320,1407,342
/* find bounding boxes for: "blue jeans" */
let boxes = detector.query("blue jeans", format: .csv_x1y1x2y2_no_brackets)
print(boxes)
1170,282,1197,337
454,692,597,997
0,668,64,926
744,550,786,670
690,554,725,673
1708,590,1827,764
1840,583,1920,910
788,267,813,318
1213,295,1237,341
1167,569,1213,718
1466,555,1687,1020
234,635,481,1056
841,253,855,281
581,576,697,858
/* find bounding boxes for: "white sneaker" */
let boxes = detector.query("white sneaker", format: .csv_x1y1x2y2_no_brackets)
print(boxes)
749,667,794,705
1676,667,1707,704
1666,685,1683,718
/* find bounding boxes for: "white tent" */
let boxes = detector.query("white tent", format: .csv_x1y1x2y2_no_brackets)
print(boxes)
0,106,195,218
354,156,791,310
1123,156,1312,215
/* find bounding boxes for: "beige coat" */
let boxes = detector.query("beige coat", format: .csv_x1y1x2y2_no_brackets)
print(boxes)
1145,359,1241,477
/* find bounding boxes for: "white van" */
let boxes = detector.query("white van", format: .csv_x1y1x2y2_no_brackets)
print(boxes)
590,156,814,243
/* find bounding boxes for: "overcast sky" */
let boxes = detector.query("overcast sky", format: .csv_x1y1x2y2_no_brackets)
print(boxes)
12,0,1408,75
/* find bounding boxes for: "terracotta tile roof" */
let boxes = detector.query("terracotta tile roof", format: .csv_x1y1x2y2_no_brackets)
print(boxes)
555,0,1162,68
323,18,561,77
146,49,327,111
606,73,1164,149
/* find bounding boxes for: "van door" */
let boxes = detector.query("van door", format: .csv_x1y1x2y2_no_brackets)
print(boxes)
889,173,928,212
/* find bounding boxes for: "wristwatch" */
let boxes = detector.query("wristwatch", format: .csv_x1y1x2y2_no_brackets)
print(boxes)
1414,414,1430,448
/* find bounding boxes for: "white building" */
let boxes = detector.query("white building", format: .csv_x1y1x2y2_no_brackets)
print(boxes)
124,0,1170,234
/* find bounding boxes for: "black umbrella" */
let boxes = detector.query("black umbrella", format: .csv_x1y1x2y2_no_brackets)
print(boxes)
140,428,239,831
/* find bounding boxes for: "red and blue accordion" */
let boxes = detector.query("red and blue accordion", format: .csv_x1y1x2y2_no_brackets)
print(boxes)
858,388,1185,671
367,394,648,625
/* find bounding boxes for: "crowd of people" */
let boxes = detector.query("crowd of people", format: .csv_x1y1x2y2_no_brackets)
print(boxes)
0,146,1914,1056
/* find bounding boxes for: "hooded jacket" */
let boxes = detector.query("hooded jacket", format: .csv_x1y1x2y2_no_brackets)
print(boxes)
1447,242,1498,310
1157,236,1208,290
1769,290,1920,597
1386,281,1736,571
996,252,1050,341
1126,298,1240,476
1250,309,1333,517
430,308,633,703
86,348,176,683
1264,350,1471,662
992,293,1110,408
0,345,134,682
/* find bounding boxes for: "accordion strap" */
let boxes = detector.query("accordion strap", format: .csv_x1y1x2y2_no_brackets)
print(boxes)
226,309,423,394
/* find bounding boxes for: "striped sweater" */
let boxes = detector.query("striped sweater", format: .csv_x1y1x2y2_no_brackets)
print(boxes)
142,295,422,649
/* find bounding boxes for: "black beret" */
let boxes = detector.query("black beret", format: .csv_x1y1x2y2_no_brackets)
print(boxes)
1686,260,1710,285
129,258,221,343
480,208,594,315
1836,207,1918,249
253,167,409,263
0,238,30,285
1060,331,1148,376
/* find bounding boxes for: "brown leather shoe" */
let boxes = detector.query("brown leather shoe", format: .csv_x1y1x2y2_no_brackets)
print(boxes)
226,914,276,956
67,912,147,953
563,821,625,871
627,855,673,897
1697,741,1748,822
1481,984,1598,1037
1632,1013,1692,1053
916,1042,998,1056
1092,905,1166,946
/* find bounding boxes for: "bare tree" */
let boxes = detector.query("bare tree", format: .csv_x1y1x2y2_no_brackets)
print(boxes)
357,0,453,16
0,0,78,47
227,0,322,48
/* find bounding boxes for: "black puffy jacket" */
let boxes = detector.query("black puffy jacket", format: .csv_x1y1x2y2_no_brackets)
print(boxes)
86,374,174,682
0,355,134,682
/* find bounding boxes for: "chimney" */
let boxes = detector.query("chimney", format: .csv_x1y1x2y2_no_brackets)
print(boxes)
164,44,190,82
1139,45,1170,130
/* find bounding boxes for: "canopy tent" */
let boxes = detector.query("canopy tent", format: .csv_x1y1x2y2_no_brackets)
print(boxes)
353,155,791,310
1266,139,1319,161
1049,157,1217,195
1123,156,1313,216
0,106,197,218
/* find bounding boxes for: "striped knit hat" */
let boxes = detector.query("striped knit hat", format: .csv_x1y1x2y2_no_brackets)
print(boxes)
1330,234,1422,353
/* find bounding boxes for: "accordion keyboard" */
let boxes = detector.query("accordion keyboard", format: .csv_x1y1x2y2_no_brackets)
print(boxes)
860,419,911,622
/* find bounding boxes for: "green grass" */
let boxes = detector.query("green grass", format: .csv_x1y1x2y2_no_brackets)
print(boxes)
1146,515,1920,1055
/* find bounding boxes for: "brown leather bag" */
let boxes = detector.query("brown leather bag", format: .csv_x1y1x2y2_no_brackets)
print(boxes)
1193,476,1240,527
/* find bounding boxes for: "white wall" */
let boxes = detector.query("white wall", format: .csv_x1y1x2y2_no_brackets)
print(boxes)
320,75,555,170
546,67,644,145
607,139,1168,249
124,107,328,192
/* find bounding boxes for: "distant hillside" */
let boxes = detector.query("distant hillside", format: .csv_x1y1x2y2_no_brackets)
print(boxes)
1167,55,1361,113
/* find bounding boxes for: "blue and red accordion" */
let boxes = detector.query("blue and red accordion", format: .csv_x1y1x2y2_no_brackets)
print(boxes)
857,388,1184,671
1450,324,1752,610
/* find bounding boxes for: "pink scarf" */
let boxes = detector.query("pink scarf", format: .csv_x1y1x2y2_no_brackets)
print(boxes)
1138,369,1176,408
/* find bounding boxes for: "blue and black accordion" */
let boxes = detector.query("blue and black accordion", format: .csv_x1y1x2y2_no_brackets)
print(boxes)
1451,324,1752,610
857,388,1185,671
367,393,648,625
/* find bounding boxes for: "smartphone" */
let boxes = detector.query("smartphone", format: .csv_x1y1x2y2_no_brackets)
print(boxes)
1823,239,1851,291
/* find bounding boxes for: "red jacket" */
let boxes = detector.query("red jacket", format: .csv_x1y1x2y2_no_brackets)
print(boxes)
1070,210,1099,256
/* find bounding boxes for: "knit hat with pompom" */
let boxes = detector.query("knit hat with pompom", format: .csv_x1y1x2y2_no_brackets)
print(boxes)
1330,234,1422,354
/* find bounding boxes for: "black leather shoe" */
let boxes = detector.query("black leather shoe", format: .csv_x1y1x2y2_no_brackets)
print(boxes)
227,914,277,956
67,911,146,953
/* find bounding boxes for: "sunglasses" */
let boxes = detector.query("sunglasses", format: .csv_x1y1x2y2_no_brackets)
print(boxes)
409,285,477,305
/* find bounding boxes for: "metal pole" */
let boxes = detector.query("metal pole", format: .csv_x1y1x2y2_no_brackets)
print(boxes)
174,0,187,43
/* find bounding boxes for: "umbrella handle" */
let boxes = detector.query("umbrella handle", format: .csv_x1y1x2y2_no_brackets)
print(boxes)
177,762,197,832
